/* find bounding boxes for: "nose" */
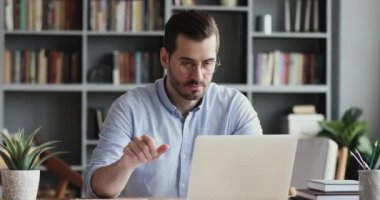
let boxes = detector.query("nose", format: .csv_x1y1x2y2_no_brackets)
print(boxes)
189,64,204,79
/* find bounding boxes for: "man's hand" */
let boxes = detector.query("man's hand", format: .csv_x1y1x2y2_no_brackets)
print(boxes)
122,134,169,168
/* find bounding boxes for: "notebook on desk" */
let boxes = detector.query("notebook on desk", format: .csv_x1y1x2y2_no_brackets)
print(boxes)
186,135,298,200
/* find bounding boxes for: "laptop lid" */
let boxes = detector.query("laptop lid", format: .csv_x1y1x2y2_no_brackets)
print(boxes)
186,135,297,200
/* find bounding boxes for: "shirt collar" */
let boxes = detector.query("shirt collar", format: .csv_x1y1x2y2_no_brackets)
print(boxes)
156,76,207,115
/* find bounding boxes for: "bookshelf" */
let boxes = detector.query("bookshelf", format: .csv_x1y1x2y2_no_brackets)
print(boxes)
0,0,332,180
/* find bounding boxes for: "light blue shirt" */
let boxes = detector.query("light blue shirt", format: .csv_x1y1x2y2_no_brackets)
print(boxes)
83,77,262,198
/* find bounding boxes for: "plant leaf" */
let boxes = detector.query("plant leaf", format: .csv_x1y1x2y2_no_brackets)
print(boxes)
18,143,34,170
30,151,66,170
0,132,17,159
342,107,362,125
25,127,41,147
0,150,17,170
28,144,57,169
356,136,373,159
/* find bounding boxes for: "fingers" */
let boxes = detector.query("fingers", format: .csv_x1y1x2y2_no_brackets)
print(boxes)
128,141,147,163
157,144,170,157
142,134,158,157
124,135,169,165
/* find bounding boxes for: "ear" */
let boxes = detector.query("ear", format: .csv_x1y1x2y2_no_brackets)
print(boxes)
160,47,169,70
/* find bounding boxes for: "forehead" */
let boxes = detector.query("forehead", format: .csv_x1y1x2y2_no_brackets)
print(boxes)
173,34,217,57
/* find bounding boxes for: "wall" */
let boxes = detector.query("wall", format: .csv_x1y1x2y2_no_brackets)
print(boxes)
337,0,380,137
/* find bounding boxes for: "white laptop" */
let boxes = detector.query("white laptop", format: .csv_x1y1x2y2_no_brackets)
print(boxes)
186,135,298,200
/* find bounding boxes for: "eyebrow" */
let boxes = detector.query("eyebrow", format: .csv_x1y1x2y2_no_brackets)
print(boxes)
178,57,216,62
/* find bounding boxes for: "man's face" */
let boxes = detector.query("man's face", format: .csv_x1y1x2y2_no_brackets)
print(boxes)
164,34,218,101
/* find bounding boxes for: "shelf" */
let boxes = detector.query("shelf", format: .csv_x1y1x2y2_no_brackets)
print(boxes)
0,0,333,180
87,31,164,37
86,84,149,92
250,85,329,93
2,84,83,92
86,140,99,145
172,5,249,12
252,32,328,39
84,84,328,93
38,164,83,171
4,30,83,36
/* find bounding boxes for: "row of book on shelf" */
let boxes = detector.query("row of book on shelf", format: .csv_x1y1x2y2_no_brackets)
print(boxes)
89,0,163,32
112,50,160,84
4,0,81,31
284,0,321,32
294,179,359,200
255,50,325,86
3,49,80,84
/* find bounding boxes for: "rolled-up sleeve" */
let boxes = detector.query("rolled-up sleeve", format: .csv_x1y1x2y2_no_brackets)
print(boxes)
231,93,263,135
83,96,133,197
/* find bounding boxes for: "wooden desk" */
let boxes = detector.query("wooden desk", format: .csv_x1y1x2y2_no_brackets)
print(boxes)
72,198,183,200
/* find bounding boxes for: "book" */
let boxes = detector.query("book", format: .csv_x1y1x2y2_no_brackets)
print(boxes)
112,50,120,85
294,0,301,32
4,50,12,84
308,180,359,192
5,0,14,31
293,104,316,114
313,0,319,32
296,188,358,200
304,0,312,31
284,0,291,32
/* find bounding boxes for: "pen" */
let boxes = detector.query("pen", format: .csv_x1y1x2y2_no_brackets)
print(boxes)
369,141,378,169
350,151,366,170
355,149,370,170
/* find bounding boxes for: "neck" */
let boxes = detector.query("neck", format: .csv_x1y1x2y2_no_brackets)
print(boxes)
164,78,200,117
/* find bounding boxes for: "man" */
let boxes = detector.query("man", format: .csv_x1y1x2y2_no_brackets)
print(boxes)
83,10,262,198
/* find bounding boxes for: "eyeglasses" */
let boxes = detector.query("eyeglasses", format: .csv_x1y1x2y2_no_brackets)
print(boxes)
177,57,221,75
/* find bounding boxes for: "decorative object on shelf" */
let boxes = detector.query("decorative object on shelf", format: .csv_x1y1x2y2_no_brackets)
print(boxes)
87,65,112,83
255,14,272,35
181,0,195,6
0,127,64,200
220,0,238,7
318,107,373,180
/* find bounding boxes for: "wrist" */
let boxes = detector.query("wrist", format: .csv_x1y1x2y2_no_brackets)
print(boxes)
119,155,139,171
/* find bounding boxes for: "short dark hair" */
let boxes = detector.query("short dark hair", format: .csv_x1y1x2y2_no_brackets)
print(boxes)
163,10,220,55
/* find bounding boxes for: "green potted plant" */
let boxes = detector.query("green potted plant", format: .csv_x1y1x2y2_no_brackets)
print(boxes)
0,127,63,200
318,107,373,179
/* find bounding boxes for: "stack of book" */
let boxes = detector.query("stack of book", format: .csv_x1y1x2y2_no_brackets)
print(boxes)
296,179,359,200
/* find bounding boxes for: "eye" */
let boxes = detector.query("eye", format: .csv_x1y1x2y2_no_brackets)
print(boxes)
203,61,215,69
181,61,196,68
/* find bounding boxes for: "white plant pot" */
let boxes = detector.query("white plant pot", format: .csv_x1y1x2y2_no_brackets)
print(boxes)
1,170,40,200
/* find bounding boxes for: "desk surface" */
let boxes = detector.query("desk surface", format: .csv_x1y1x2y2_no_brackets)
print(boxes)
72,198,183,200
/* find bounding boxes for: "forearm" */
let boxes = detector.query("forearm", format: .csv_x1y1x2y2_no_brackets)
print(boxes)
91,157,136,198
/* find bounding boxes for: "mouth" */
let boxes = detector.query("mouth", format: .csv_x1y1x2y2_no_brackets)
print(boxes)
185,82,205,91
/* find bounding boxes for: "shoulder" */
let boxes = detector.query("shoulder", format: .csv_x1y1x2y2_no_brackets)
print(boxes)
207,82,248,103
113,84,157,109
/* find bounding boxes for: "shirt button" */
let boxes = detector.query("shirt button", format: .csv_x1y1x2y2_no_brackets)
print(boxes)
183,154,186,159
181,183,186,187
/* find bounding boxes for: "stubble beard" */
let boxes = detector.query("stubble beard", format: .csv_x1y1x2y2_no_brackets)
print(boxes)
168,68,207,101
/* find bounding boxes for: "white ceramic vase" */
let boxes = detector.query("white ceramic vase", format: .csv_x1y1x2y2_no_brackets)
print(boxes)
220,0,238,7
1,170,40,200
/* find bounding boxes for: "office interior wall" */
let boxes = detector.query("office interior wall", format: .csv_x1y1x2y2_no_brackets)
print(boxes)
338,0,380,137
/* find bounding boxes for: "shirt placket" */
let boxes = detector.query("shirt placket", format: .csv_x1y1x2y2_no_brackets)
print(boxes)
178,111,193,197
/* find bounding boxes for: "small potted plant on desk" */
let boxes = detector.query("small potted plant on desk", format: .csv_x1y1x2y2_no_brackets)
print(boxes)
318,107,373,180
0,127,63,200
